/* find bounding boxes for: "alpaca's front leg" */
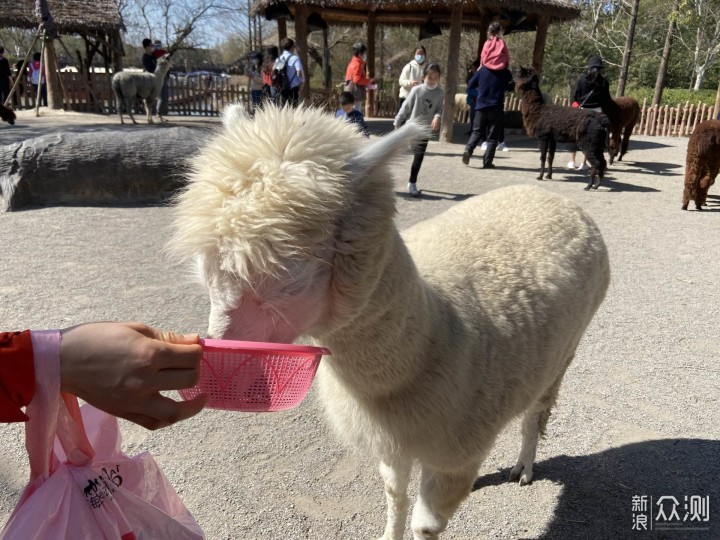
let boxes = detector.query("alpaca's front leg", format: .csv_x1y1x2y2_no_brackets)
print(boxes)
410,463,478,539
537,140,548,180
546,138,556,179
145,98,154,124
378,459,412,540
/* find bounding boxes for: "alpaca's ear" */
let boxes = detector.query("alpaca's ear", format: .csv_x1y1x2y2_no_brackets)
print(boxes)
222,103,249,129
346,122,430,180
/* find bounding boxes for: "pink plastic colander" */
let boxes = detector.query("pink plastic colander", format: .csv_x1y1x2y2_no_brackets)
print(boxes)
179,339,330,412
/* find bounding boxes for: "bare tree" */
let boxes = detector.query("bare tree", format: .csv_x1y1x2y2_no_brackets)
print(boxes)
652,0,680,107
616,0,640,96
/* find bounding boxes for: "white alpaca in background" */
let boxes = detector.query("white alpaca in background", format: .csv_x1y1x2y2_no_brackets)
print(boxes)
169,105,610,539
111,55,171,125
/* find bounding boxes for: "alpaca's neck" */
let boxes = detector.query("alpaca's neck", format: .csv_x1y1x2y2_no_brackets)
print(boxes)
520,89,545,131
320,229,438,396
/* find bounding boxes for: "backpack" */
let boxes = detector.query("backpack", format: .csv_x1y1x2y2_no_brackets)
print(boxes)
271,56,291,96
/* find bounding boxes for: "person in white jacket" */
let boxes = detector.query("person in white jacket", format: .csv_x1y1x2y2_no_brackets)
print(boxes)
397,45,426,112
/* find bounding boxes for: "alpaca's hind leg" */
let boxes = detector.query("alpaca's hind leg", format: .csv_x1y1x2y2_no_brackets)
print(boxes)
509,366,568,485
378,459,412,540
410,462,479,539
125,99,138,125
546,138,556,179
619,127,632,161
537,140,548,180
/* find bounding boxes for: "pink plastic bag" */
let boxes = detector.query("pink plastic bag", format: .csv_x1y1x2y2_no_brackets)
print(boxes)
0,331,204,540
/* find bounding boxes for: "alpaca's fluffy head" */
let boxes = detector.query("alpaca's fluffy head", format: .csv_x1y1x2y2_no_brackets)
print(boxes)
515,67,542,98
0,104,16,125
169,104,426,342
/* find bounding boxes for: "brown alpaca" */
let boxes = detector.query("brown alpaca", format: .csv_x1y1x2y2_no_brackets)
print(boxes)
682,119,720,211
602,96,640,165
0,103,16,125
516,68,609,190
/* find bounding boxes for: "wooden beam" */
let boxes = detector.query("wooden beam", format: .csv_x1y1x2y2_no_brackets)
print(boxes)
366,12,376,117
277,18,287,44
294,4,310,101
440,3,462,143
532,16,549,76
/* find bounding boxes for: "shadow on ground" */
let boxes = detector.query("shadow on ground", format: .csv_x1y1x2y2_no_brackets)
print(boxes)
473,439,719,539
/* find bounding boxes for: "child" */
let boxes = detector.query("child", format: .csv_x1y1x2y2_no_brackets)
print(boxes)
481,22,509,71
394,63,444,197
335,91,370,137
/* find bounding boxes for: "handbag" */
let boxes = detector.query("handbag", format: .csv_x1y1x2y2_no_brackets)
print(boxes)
0,331,204,540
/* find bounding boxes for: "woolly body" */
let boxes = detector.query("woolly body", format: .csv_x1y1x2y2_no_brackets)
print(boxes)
682,119,720,210
516,68,609,190
169,105,610,539
602,96,640,164
111,56,170,125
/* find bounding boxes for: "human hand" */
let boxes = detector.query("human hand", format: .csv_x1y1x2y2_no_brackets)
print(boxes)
431,116,441,132
59,322,206,430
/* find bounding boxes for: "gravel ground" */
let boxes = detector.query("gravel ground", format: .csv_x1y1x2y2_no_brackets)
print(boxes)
1,111,718,539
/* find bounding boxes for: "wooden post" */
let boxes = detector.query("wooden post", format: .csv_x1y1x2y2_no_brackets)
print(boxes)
532,17,550,76
294,4,309,102
440,3,463,143
477,11,490,60
638,97,647,134
366,12,376,117
277,19,287,44
35,36,47,116
714,77,720,120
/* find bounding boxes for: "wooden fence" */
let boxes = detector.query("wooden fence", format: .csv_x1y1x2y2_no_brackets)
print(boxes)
8,73,717,137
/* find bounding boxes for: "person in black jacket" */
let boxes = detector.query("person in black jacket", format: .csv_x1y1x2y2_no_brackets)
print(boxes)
568,56,612,169
0,46,12,106
462,66,514,169
141,38,157,74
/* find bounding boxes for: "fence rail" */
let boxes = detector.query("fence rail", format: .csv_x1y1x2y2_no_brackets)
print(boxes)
8,73,717,137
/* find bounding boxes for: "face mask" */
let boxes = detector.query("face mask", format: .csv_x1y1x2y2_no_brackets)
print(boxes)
361,53,368,62
425,83,438,90
415,55,425,64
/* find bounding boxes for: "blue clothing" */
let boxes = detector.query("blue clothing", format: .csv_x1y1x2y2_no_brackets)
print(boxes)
468,67,514,111
335,108,369,137
278,51,303,89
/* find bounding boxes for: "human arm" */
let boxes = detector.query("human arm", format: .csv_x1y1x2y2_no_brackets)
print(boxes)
394,87,416,128
431,92,444,132
398,63,418,91
58,322,206,430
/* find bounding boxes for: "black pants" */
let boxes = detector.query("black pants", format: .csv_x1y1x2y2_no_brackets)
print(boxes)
409,139,429,184
0,79,9,106
464,106,504,167
31,83,47,106
397,97,405,114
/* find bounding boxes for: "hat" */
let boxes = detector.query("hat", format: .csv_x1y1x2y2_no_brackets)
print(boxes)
587,56,604,70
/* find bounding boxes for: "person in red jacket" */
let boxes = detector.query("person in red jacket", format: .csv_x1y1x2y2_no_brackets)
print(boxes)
344,42,374,113
1,322,206,430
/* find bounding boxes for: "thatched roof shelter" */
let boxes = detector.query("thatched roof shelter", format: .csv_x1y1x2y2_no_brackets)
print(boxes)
0,0,124,35
252,0,580,29
0,0,125,74
252,0,581,140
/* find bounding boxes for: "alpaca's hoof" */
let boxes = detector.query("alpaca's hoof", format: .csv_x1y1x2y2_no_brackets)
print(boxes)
696,206,703,211
584,185,591,191
536,175,543,181
509,463,534,486
546,173,552,179
682,205,688,210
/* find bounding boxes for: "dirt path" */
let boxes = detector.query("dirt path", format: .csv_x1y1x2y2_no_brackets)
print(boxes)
1,112,718,539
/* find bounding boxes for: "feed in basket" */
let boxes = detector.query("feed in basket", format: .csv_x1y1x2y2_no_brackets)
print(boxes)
179,339,330,412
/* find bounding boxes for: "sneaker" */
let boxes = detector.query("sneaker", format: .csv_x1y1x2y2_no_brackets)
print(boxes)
498,142,509,151
480,142,488,151
408,183,420,197
483,163,496,169
462,151,471,165
567,161,577,169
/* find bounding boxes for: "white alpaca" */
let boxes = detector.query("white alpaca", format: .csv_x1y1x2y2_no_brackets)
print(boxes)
111,55,171,125
169,105,610,539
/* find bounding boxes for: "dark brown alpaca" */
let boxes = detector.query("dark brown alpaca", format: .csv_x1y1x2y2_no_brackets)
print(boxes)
516,68,609,190
0,103,16,125
682,119,720,211
602,96,640,165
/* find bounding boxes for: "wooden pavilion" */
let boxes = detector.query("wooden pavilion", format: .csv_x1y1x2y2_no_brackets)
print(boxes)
251,0,581,141
0,0,125,74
